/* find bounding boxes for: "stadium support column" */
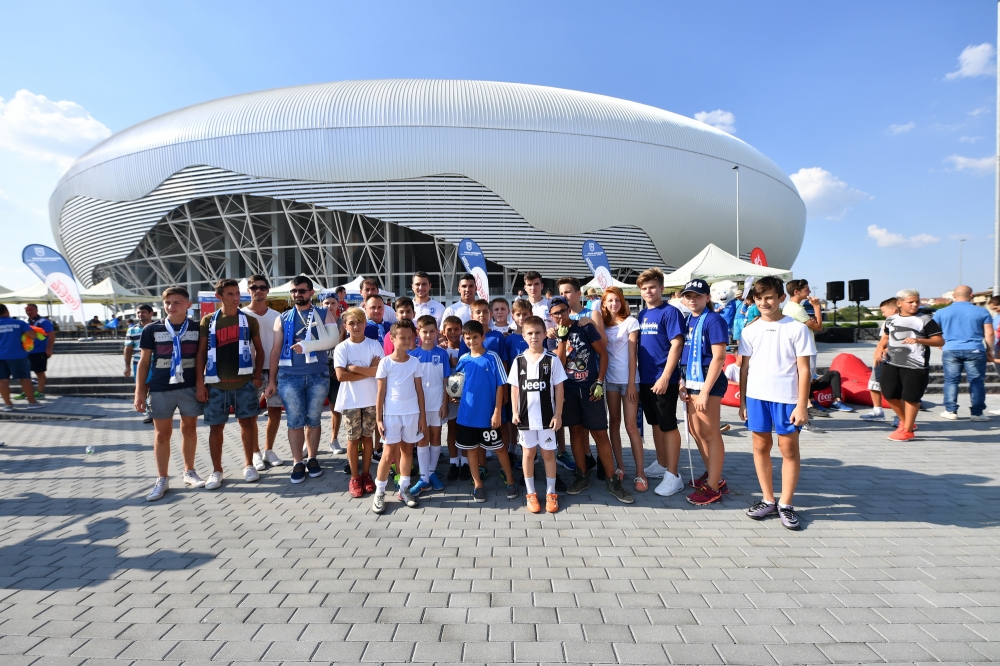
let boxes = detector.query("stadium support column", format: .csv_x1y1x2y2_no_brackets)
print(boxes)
384,219,392,295
995,0,1000,295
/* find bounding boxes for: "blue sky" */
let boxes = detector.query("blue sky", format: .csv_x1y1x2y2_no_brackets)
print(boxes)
0,0,996,310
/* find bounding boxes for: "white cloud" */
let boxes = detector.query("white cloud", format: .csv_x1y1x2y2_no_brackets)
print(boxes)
969,107,989,116
867,225,940,248
945,43,996,80
0,90,111,171
789,167,871,220
959,136,982,143
887,122,915,135
944,154,995,173
694,109,736,134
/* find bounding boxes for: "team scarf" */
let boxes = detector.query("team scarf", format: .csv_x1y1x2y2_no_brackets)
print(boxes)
684,311,709,390
162,318,189,384
367,319,388,345
278,306,318,366
204,309,253,383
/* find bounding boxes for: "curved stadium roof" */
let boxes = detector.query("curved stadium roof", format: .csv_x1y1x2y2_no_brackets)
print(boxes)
51,79,805,286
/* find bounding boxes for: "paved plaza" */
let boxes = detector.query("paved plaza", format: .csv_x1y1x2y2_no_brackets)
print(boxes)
1,375,1000,665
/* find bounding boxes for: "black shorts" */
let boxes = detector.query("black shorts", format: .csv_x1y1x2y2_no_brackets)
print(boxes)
682,370,728,398
327,372,340,405
28,353,47,373
640,383,679,432
879,364,929,403
562,384,608,431
455,423,505,451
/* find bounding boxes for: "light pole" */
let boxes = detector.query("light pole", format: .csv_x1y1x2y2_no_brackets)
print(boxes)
959,238,966,285
732,165,740,259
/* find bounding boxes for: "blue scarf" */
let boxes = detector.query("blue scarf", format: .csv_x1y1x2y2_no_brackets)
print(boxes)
367,319,388,345
163,318,189,384
684,312,708,390
279,306,318,366
204,310,252,383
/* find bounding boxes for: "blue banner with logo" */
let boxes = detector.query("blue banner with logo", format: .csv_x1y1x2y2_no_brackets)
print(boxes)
581,239,614,290
457,238,490,300
22,244,84,320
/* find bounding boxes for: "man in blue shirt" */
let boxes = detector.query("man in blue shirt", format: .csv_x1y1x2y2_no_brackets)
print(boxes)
0,304,40,412
933,286,995,421
19,303,55,400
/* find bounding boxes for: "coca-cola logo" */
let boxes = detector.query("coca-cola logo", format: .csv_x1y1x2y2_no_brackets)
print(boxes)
48,277,80,310
812,388,833,407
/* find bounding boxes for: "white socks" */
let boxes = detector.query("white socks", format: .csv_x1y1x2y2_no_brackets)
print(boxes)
417,446,431,482
524,476,535,494
375,479,388,493
546,477,556,495
399,475,411,489
450,456,459,465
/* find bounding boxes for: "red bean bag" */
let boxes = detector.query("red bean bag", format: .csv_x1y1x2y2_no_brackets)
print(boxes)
722,353,741,407
829,353,874,407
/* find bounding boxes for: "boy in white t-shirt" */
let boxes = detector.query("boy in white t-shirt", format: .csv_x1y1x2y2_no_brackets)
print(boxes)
333,307,384,499
373,320,426,513
737,276,815,531
508,315,565,513
408,315,450,495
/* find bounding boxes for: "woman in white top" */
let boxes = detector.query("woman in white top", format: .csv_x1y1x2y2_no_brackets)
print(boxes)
600,286,647,492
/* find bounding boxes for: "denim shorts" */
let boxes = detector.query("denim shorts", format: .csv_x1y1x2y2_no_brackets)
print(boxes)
277,371,330,429
0,357,31,381
605,381,630,394
203,381,261,426
149,386,204,420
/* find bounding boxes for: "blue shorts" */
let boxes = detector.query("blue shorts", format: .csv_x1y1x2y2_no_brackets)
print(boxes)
277,371,330,429
204,382,261,426
745,397,799,435
0,357,30,381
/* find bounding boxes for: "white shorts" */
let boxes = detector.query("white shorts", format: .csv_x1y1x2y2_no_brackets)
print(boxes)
868,367,881,392
383,413,422,444
425,409,443,428
518,429,558,451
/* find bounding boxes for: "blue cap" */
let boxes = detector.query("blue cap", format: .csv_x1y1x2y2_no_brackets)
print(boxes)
549,296,570,309
681,279,711,296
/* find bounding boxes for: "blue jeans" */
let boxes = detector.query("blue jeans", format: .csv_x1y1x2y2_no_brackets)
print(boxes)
942,349,987,416
277,371,330,429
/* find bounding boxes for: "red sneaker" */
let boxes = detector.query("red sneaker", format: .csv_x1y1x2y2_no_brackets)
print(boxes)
361,473,376,494
348,476,364,498
888,428,915,442
688,472,729,494
686,485,723,505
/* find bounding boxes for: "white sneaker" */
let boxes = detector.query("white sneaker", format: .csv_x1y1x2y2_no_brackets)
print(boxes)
264,449,284,467
252,452,266,471
991,408,1000,416
859,410,885,421
329,441,346,455
146,477,168,501
940,411,958,420
244,465,260,482
205,471,223,490
183,470,206,488
654,472,684,497
1,404,12,412
801,423,824,433
970,414,990,422
644,461,667,479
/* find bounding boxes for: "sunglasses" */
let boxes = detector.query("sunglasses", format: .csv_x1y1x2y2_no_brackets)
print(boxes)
290,289,311,295
249,285,269,292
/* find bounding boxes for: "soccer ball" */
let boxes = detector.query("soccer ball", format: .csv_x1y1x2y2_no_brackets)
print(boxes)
445,372,465,399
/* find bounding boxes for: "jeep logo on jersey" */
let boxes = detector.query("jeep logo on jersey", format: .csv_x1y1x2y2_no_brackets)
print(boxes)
523,379,547,391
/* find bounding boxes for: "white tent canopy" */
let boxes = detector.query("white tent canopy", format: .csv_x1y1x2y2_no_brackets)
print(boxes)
269,276,329,300
0,282,58,304
0,284,10,295
79,277,143,304
581,275,640,297
661,244,792,288
322,276,395,299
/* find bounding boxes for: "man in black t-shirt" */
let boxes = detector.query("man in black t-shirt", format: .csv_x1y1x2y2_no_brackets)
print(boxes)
550,297,633,504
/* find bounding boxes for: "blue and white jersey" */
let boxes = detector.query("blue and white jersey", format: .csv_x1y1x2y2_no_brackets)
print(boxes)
409,346,451,413
454,350,506,429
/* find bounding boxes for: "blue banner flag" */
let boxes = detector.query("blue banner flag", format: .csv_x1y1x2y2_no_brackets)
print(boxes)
581,239,614,290
457,239,490,300
22,244,84,320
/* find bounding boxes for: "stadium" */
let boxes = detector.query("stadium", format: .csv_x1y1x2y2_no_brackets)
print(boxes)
49,79,806,298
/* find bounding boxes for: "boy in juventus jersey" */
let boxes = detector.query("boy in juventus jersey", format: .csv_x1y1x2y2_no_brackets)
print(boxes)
508,316,566,513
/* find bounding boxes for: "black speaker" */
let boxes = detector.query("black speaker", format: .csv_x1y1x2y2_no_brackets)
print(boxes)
848,279,869,303
826,281,845,302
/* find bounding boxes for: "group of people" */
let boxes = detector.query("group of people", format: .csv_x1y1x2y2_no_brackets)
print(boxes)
0,303,55,411
131,267,864,532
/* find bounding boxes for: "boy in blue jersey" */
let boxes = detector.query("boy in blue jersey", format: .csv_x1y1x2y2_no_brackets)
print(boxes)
453,320,518,502
460,300,504,356
635,268,687,497
408,315,450,495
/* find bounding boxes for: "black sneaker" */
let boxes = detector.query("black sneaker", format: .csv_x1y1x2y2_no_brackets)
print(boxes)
343,462,351,474
306,457,322,478
479,465,488,481
472,486,487,502
567,471,590,495
606,477,634,504
459,463,471,480
555,476,567,493
142,415,154,424
290,462,306,484
585,454,597,472
506,484,519,499
372,449,383,462
448,463,460,481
